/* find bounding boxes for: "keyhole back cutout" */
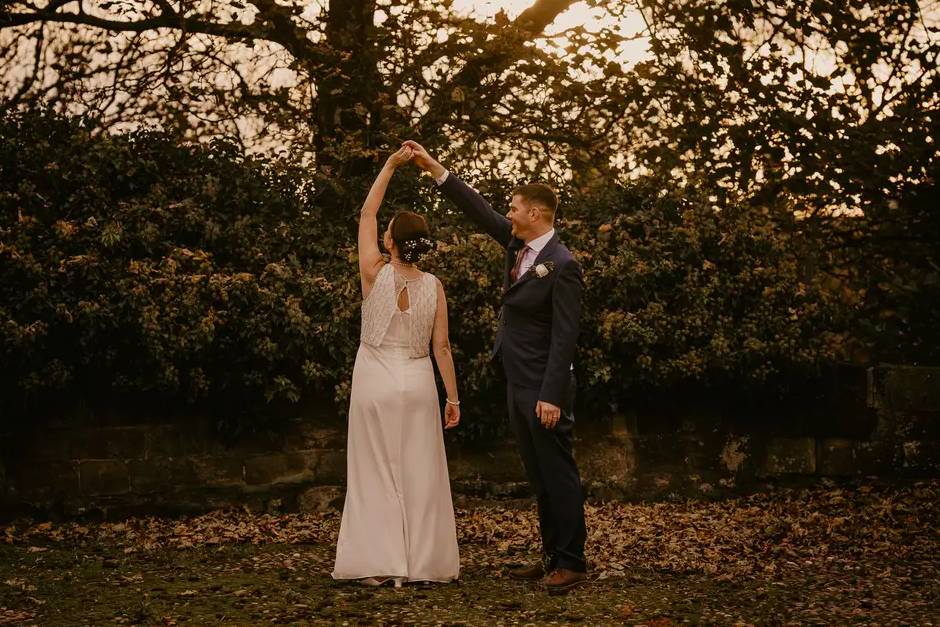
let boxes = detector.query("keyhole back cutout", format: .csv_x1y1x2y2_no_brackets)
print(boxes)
397,287,410,313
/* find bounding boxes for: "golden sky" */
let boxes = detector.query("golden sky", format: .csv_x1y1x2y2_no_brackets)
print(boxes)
452,0,652,66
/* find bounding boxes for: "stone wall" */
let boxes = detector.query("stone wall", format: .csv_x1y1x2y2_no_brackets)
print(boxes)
1,365,938,520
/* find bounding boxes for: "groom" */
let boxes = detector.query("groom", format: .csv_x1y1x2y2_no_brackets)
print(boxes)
403,140,587,593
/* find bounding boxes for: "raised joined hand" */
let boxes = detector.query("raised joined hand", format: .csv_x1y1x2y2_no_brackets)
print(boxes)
386,145,414,168
401,140,443,177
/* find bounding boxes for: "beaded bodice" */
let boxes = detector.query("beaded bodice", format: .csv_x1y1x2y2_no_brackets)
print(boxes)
360,264,437,358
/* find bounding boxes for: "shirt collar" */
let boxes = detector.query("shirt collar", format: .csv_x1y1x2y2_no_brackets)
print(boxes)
526,228,555,253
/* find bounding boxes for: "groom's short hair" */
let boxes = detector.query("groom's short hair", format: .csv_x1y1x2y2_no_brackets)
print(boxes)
512,183,558,215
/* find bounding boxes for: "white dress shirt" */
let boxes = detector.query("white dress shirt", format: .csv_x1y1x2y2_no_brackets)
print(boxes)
517,228,555,277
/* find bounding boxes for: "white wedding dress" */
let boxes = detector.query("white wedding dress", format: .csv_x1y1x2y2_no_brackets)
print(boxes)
332,267,459,584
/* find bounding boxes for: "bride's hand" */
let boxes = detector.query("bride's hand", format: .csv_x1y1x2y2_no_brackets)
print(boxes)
386,146,413,169
443,403,460,429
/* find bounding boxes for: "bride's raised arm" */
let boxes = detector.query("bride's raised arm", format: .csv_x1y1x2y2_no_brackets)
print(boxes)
358,146,413,297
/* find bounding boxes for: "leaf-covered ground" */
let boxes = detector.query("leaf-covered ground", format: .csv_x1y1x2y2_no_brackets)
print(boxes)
2,481,938,625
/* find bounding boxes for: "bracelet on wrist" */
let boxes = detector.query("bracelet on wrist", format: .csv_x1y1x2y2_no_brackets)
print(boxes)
445,398,460,406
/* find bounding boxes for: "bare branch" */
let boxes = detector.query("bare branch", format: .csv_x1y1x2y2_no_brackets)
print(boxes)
1,22,44,112
1,4,328,65
416,0,576,135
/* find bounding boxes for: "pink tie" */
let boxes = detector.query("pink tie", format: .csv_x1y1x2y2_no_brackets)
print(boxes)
510,246,530,283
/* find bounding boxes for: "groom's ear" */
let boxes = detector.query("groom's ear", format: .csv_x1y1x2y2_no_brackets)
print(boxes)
531,203,554,223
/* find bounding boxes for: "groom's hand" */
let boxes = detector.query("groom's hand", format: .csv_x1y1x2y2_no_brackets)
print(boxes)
536,400,561,429
402,140,446,179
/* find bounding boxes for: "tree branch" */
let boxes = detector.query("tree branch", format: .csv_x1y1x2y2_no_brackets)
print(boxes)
416,0,575,136
248,0,326,67
2,7,243,37
1,4,328,65
1,22,44,112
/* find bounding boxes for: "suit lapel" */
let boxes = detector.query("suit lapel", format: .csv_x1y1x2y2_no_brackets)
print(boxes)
503,233,559,297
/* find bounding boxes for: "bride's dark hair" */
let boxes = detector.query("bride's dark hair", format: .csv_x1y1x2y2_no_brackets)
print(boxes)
390,211,434,263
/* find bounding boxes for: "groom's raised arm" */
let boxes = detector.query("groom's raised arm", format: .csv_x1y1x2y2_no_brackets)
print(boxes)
437,173,513,248
402,140,513,248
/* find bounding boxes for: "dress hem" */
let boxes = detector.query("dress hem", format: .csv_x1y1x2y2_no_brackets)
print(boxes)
330,572,459,584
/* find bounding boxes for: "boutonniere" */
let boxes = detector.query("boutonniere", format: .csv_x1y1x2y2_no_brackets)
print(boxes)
532,261,555,278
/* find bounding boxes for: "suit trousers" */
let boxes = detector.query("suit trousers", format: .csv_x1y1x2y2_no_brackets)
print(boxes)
506,376,586,572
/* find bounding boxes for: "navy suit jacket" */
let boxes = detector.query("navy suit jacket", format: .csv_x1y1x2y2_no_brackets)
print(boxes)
438,173,583,408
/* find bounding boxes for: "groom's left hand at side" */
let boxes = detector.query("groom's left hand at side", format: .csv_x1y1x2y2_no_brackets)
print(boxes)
536,400,561,429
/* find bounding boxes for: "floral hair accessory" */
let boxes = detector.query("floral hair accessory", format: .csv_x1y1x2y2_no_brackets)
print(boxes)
402,236,434,253
400,236,435,262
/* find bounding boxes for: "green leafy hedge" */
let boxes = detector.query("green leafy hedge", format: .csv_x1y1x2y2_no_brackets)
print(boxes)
0,111,361,435
1,111,851,439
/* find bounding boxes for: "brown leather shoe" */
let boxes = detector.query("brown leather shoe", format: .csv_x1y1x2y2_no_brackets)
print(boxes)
508,562,546,580
543,568,588,594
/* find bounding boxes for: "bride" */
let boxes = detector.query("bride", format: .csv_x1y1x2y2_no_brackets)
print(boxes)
332,146,461,587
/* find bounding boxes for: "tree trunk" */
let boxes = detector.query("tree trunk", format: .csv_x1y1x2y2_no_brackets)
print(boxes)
315,0,380,223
